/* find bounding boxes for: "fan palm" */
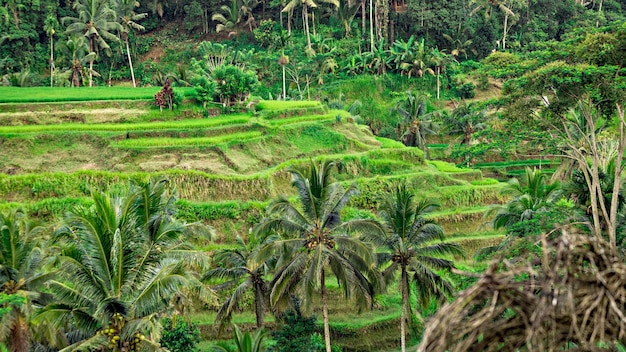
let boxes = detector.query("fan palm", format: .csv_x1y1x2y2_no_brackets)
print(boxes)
394,91,439,158
365,184,463,352
62,0,121,87
204,232,274,330
37,180,213,351
255,160,384,352
114,0,147,88
0,210,52,352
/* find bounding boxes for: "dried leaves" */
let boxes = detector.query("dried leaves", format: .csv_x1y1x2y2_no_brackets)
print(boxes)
419,231,626,352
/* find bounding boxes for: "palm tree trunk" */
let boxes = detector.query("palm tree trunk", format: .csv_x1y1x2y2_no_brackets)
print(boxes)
255,283,265,328
400,267,407,352
321,267,332,352
126,38,137,88
312,11,316,37
288,8,293,35
502,13,508,50
304,5,312,50
361,0,365,37
436,66,440,100
50,36,54,88
89,39,94,87
369,0,374,52
282,64,287,100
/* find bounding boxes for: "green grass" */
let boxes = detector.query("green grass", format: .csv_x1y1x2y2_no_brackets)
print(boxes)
375,137,405,149
475,159,559,168
113,131,263,148
428,160,471,173
0,115,251,134
268,112,343,127
0,86,196,103
255,100,321,111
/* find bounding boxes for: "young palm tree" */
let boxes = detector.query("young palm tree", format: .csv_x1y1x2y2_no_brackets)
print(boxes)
445,100,487,146
0,209,52,352
255,160,384,352
204,232,274,330
62,0,121,87
37,180,212,351
394,91,440,158
58,36,96,87
366,184,463,352
488,167,561,231
114,0,147,88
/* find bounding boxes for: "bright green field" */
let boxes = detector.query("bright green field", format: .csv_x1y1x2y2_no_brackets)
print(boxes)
0,86,197,103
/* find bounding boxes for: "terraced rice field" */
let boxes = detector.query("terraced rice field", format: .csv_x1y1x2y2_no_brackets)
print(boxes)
0,92,506,351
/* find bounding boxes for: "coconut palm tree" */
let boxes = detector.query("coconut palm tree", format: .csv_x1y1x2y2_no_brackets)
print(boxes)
62,0,121,87
394,91,439,158
114,0,147,88
255,160,384,352
282,0,338,51
469,0,524,50
212,0,240,36
204,232,274,330
429,48,455,100
445,100,487,146
488,167,561,231
43,14,59,87
37,180,212,351
365,184,463,352
0,209,53,352
58,36,96,87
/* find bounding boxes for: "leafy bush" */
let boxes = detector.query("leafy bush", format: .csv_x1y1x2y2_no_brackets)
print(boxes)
213,65,259,106
192,76,216,108
457,82,476,99
270,299,326,352
160,318,201,352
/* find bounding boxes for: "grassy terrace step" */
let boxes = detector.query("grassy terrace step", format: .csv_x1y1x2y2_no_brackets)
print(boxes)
255,100,322,111
0,114,251,134
445,231,506,257
0,86,197,103
475,159,560,168
112,131,263,148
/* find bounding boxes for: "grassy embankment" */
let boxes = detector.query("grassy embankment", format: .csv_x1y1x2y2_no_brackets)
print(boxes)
0,86,505,351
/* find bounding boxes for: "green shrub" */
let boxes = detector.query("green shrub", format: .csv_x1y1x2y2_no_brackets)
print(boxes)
160,318,201,352
213,65,259,107
457,82,476,99
191,76,216,108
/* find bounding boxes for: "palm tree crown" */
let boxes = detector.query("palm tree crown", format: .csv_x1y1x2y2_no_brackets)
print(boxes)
38,180,212,351
255,160,384,352
367,184,463,352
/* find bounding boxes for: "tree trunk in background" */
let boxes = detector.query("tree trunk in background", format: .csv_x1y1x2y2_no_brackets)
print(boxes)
321,267,332,352
400,267,407,352
125,37,137,87
369,0,374,51
50,36,54,87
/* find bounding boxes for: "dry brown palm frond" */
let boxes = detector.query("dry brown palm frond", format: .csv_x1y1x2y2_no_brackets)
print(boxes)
419,230,626,352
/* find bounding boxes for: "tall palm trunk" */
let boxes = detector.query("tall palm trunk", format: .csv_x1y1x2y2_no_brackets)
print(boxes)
254,282,265,328
312,11,316,37
321,267,331,352
361,0,365,37
50,36,54,87
89,38,94,87
502,12,508,50
282,64,287,100
369,0,374,52
400,267,407,352
436,66,440,100
303,4,312,50
125,36,137,87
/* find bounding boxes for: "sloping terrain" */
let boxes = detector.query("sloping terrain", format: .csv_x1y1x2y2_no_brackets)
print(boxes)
0,95,506,351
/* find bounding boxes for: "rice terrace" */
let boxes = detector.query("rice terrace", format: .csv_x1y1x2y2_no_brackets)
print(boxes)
1,1,626,351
